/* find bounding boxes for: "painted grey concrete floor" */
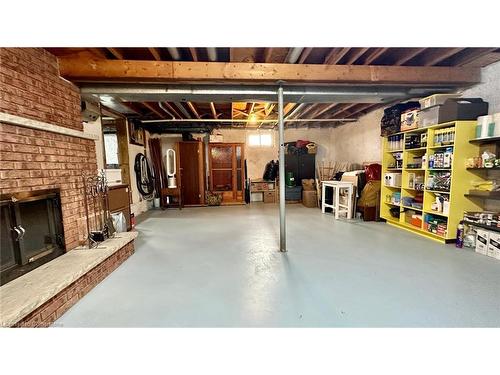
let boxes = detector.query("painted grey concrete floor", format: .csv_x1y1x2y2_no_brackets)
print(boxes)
55,204,500,327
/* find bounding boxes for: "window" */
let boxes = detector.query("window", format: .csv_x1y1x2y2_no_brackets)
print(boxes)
248,132,273,147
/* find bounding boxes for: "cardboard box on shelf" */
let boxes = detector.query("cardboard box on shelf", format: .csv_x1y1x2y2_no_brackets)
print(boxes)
302,190,317,208
487,232,500,258
475,229,490,255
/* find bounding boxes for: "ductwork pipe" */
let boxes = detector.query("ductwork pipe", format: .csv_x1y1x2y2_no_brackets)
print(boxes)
81,84,418,104
140,118,356,124
285,48,304,64
167,48,181,60
173,102,192,118
158,102,176,119
207,48,217,62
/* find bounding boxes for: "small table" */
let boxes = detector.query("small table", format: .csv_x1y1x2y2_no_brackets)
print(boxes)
161,187,182,210
321,180,354,219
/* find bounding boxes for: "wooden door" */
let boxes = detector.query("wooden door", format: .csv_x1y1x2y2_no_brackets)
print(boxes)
178,141,205,206
209,143,245,203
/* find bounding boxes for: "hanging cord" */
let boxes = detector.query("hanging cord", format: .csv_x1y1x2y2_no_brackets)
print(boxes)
134,153,155,198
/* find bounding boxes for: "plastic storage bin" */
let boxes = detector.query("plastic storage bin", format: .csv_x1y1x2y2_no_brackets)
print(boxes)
419,105,440,128
419,93,461,109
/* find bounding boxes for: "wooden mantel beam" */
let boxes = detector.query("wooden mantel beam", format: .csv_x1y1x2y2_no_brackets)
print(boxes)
57,57,481,85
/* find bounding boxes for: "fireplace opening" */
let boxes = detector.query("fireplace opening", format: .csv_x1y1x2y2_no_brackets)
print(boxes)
1,189,65,286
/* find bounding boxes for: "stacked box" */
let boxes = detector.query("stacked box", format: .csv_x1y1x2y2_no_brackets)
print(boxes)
475,229,490,255
487,232,500,259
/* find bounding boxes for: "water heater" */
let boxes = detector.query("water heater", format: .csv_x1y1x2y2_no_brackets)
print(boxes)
165,149,177,188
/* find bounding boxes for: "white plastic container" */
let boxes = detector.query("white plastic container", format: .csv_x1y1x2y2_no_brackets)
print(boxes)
419,93,461,109
478,115,494,138
419,106,440,127
493,113,500,137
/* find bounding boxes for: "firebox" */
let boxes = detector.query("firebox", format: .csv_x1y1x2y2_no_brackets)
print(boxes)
0,189,65,286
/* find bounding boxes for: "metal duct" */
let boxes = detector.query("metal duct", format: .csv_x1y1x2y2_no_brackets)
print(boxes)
167,48,181,60
285,48,304,64
80,84,443,104
285,103,306,119
206,48,217,61
140,118,357,124
173,102,192,118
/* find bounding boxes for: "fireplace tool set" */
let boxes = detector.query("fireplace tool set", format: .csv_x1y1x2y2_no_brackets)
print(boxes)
83,170,116,249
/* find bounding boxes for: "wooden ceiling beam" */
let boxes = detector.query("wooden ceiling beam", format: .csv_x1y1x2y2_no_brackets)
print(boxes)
210,102,218,119
420,48,465,66
393,48,427,65
263,48,273,63
107,48,124,60
142,102,167,118
88,48,108,59
162,102,183,119
329,103,359,117
297,48,313,64
446,48,498,66
363,47,389,65
189,48,198,62
148,48,162,61
120,101,145,115
186,102,201,118
345,48,369,65
324,48,350,64
58,58,481,85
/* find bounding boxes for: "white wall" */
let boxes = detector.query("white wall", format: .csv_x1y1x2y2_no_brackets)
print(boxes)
329,108,384,165
328,61,500,163
217,129,278,180
459,61,500,114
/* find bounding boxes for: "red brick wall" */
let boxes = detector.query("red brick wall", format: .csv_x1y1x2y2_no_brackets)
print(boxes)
0,48,97,250
0,48,82,131
14,241,135,327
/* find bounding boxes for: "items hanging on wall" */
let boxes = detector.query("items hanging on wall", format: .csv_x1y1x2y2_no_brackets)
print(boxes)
82,170,116,249
134,153,155,199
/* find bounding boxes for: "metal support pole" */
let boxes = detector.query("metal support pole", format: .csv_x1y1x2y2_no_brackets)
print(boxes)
278,85,286,252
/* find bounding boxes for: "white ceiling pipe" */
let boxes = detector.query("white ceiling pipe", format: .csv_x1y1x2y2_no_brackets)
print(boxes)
167,48,181,60
285,48,305,64
158,102,176,119
206,48,217,62
141,118,357,123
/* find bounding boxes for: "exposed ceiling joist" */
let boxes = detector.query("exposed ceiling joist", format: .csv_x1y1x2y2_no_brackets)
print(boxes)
363,48,389,64
263,48,273,63
297,48,313,64
210,102,218,119
420,48,465,66
162,102,183,119
148,48,162,61
142,102,166,118
324,48,350,64
345,48,369,65
189,48,198,62
107,48,124,60
59,59,481,85
394,48,427,65
186,101,201,118
447,48,498,66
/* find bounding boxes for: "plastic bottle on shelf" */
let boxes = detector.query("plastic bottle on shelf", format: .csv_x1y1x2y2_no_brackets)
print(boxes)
456,221,464,248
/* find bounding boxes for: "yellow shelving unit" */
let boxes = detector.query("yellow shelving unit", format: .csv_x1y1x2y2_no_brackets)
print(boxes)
380,121,483,243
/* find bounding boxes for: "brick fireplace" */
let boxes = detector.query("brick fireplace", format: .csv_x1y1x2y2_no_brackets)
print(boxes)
0,48,97,251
